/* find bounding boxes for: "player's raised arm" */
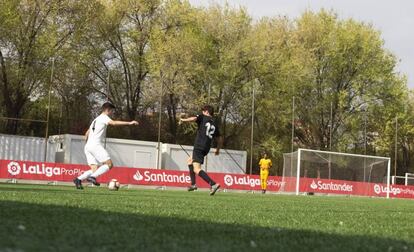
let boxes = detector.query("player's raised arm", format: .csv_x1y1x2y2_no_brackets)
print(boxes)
108,120,139,126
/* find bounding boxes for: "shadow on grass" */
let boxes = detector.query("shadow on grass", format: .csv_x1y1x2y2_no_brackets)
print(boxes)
0,185,136,197
0,200,412,252
0,184,188,201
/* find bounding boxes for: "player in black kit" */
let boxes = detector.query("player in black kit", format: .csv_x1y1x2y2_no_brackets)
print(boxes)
180,105,223,195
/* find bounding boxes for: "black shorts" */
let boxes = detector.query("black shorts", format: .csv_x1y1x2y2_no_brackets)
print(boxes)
192,149,209,164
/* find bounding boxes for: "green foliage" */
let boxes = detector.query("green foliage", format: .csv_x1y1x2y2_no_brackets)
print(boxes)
0,2,411,174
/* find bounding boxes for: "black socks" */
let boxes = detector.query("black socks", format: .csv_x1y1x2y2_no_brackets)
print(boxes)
198,170,215,186
188,164,196,185
189,164,216,186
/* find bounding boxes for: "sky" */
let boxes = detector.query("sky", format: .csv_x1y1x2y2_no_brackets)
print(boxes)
189,0,414,88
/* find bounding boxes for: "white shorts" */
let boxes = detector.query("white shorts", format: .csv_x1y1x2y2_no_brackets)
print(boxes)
84,144,111,165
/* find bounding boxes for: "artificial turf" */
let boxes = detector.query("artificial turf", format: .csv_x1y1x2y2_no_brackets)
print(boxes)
0,183,413,252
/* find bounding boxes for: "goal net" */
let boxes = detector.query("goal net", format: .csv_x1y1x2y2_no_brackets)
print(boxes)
282,149,391,198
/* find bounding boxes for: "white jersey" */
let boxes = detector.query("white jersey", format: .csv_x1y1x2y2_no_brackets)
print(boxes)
86,114,112,146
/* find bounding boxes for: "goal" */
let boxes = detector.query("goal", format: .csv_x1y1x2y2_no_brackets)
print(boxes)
282,148,391,198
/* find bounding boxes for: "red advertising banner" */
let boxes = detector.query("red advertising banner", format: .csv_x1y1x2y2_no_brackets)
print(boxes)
299,178,374,196
1,159,414,199
292,177,414,199
0,159,285,192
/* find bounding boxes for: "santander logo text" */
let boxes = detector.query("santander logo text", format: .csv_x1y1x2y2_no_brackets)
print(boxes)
7,161,82,177
310,180,353,192
134,170,191,184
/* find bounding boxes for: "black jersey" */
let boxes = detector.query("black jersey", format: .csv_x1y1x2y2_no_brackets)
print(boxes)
193,114,220,151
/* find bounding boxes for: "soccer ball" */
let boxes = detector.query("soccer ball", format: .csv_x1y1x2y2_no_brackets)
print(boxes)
108,179,120,191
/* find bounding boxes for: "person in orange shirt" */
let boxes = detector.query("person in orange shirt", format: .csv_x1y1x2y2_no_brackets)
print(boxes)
258,153,272,194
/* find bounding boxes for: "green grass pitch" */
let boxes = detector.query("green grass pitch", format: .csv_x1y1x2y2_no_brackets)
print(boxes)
0,183,413,252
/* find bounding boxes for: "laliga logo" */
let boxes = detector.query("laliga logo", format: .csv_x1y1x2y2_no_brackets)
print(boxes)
310,180,318,190
223,174,259,187
133,171,143,181
8,161,21,176
6,161,82,177
374,184,381,194
373,184,401,195
224,175,234,186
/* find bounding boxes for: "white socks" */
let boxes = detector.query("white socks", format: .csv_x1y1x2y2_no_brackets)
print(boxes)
77,164,110,181
77,170,93,180
90,164,110,178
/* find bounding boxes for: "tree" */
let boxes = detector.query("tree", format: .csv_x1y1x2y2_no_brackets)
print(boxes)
1,2,411,175
292,11,407,154
0,0,96,134
75,0,160,136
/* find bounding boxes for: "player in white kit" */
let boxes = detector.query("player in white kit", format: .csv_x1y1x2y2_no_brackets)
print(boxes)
73,102,138,189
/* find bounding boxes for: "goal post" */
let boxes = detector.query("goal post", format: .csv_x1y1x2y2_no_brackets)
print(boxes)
392,173,414,186
295,149,301,196
406,173,414,186
282,148,391,198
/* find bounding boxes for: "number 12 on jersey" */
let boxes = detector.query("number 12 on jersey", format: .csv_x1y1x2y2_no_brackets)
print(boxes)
205,122,215,139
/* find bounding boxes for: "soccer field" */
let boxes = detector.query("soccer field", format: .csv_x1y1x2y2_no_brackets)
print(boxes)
0,184,413,252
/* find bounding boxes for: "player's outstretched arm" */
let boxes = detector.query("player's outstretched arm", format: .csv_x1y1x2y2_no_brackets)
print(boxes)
108,120,139,126
180,117,197,123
